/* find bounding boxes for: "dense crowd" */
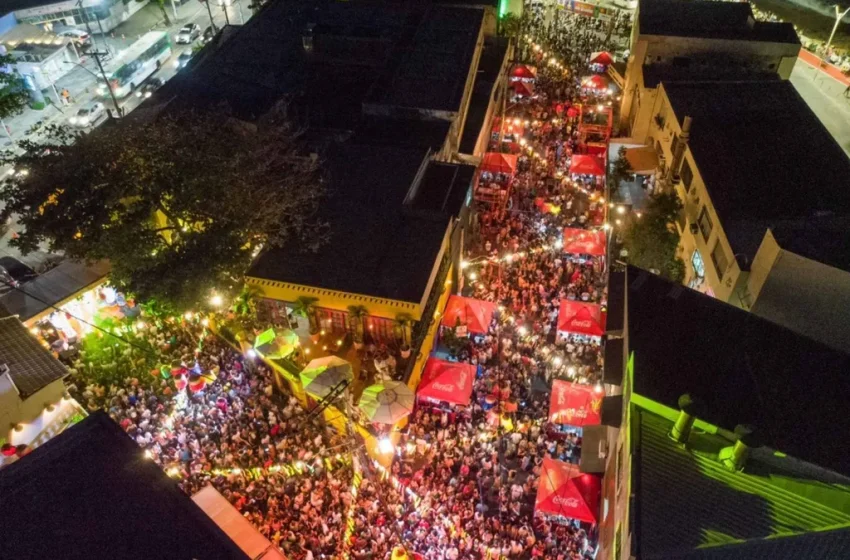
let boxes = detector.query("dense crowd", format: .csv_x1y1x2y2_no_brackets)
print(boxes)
64,6,614,560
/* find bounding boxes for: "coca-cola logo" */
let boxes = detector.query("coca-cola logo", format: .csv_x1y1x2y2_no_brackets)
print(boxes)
571,320,592,328
432,382,455,392
552,496,580,508
457,370,469,390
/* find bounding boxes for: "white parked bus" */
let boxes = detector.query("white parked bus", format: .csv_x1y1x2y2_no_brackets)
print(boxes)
96,31,172,98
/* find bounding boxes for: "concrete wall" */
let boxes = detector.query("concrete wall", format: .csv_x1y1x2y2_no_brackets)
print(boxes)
641,35,800,76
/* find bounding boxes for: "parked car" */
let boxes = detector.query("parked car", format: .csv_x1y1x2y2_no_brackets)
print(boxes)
136,76,164,98
54,27,91,46
174,50,193,70
0,257,37,286
201,25,217,45
69,101,106,127
176,23,200,44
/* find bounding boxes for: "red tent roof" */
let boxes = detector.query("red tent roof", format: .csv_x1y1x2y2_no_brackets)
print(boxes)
511,64,537,79
562,228,606,256
582,74,609,89
480,152,519,175
557,300,605,336
535,457,601,523
549,379,603,426
417,357,476,406
569,154,605,176
491,118,525,138
442,295,497,335
511,81,535,97
590,51,614,66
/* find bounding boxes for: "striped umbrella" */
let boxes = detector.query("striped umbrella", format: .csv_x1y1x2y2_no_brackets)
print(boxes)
358,381,415,425
300,356,353,400
254,328,299,360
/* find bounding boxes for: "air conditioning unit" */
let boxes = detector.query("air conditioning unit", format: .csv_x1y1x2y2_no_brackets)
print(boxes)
689,223,699,235
598,439,609,459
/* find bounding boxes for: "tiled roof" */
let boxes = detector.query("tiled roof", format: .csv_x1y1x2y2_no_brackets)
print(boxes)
0,412,248,560
0,316,68,398
634,406,850,559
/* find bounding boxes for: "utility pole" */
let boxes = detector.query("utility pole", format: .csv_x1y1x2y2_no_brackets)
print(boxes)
222,1,230,25
815,5,850,80
202,0,216,29
76,0,103,54
91,51,122,117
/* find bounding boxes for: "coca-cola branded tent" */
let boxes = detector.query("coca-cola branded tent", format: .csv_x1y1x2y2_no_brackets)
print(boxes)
480,152,519,175
557,300,606,337
562,228,606,256
569,154,606,176
535,457,601,523
548,379,603,426
417,357,476,406
441,295,498,335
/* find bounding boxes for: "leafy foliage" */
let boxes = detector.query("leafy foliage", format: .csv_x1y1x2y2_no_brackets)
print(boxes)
292,296,320,334
0,103,327,312
622,192,685,282
0,53,30,120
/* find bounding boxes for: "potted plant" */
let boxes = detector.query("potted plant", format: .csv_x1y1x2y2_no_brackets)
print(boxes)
395,313,414,358
293,296,321,342
347,305,368,350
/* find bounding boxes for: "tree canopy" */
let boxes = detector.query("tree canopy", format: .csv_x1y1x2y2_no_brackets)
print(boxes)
621,191,685,282
0,53,31,120
0,104,327,312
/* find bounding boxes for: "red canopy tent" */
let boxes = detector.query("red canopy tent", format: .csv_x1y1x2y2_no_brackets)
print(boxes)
417,357,476,406
441,295,498,335
511,64,538,80
535,457,601,524
581,74,609,90
562,228,606,256
590,51,614,66
569,154,605,176
557,300,605,337
511,81,535,97
549,379,603,426
480,152,519,175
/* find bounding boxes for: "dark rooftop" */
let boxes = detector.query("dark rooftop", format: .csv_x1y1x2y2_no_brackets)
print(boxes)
460,36,509,154
642,66,780,88
247,145,451,303
626,265,850,477
0,259,111,321
364,6,483,114
0,412,248,560
663,81,850,261
409,162,475,214
638,0,799,44
633,404,850,559
0,316,68,398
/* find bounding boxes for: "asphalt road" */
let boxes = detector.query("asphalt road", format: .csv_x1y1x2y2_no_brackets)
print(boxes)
791,58,850,157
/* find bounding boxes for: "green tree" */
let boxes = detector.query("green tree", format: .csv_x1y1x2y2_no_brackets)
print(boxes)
0,53,30,120
0,103,327,312
292,296,320,335
153,0,171,26
621,192,685,282
499,13,522,38
394,312,414,347
347,305,368,345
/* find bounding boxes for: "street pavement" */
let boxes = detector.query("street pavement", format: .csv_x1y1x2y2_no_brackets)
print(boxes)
791,57,850,157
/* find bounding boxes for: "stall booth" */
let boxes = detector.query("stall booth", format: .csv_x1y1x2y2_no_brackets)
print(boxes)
548,379,604,440
510,80,535,99
589,51,614,67
475,152,519,209
510,63,537,83
535,457,601,526
490,117,525,153
441,295,498,336
415,357,476,424
557,300,606,339
569,153,606,193
562,228,607,258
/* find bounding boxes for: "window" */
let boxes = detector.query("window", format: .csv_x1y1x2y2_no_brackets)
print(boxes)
689,250,705,289
681,159,693,192
711,241,729,279
616,444,624,494
697,206,712,241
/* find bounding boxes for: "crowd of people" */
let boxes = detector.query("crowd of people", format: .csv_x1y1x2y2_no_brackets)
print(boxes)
63,7,616,560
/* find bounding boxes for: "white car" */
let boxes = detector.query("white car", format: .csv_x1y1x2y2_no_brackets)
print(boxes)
176,23,200,44
69,102,105,127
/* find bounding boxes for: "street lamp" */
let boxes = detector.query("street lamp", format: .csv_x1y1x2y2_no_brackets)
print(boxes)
816,4,850,80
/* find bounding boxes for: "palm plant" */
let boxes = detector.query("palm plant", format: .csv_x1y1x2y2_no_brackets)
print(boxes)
394,313,414,346
293,296,320,334
347,305,369,345
232,284,264,316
